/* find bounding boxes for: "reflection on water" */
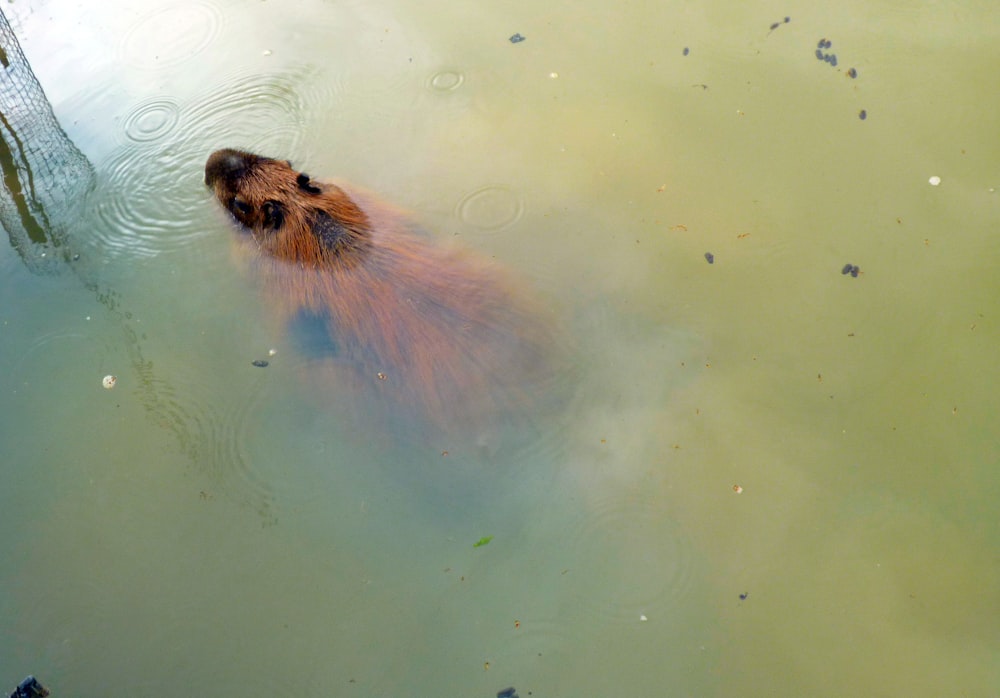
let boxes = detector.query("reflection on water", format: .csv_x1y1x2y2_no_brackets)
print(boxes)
0,7,94,272
1,0,999,695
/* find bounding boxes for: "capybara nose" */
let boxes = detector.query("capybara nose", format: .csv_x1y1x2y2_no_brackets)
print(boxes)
205,148,253,186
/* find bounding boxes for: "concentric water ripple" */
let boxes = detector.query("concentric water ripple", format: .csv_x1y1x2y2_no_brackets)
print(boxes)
456,185,525,233
174,69,311,156
293,53,420,147
157,361,280,522
121,97,181,144
95,70,313,260
12,329,109,383
92,146,206,259
563,491,697,623
206,376,281,518
427,69,465,92
173,347,375,520
408,65,480,130
120,2,223,71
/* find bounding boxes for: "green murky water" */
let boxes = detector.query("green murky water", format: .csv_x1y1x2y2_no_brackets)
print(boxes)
1,0,997,695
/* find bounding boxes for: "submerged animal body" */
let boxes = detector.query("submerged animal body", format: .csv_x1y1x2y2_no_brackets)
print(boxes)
204,148,559,436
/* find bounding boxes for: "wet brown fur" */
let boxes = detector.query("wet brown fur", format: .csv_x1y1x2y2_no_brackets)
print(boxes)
205,148,559,434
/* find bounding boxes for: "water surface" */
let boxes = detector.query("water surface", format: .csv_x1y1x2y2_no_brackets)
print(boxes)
1,0,998,695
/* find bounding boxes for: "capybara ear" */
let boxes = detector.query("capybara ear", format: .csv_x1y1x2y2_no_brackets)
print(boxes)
311,209,349,250
296,172,322,195
262,200,285,230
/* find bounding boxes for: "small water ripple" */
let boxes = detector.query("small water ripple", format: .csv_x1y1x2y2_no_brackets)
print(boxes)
92,69,313,260
119,2,223,71
456,184,525,233
120,97,182,144
561,490,698,624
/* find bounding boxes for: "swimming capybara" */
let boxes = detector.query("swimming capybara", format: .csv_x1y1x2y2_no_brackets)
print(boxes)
204,148,560,440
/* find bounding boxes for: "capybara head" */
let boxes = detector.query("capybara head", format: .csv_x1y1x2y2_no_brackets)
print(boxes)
205,148,370,266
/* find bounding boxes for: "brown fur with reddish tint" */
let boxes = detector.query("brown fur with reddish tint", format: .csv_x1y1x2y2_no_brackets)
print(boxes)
205,149,559,434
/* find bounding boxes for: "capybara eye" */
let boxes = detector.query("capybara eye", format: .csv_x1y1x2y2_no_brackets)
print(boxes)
311,209,348,249
262,200,285,230
229,197,252,219
297,172,322,195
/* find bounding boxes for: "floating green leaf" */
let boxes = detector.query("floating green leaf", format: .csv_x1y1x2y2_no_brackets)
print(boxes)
473,535,494,548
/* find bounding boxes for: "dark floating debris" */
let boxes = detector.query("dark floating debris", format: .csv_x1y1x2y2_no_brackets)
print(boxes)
683,46,690,56
251,359,270,368
9,676,48,698
841,263,860,277
509,33,525,44
815,38,840,67
841,263,853,275
704,252,715,264
497,688,517,698
769,16,791,31
814,41,865,121
739,592,749,600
